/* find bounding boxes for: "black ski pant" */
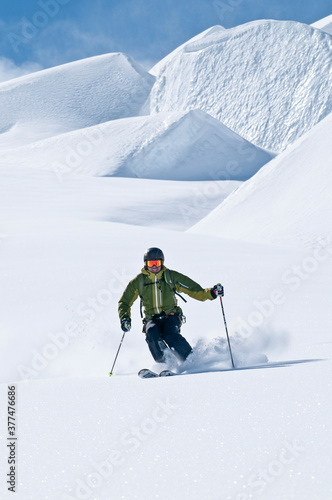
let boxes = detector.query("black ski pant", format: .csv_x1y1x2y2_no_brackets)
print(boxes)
145,314,192,363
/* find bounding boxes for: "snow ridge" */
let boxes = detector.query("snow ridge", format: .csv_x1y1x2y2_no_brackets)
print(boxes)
0,110,273,180
149,20,332,152
0,53,155,143
189,112,332,247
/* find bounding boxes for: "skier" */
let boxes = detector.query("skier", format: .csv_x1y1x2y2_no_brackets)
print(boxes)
118,247,224,364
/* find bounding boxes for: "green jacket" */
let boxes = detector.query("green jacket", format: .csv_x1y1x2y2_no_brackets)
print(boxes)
118,266,215,321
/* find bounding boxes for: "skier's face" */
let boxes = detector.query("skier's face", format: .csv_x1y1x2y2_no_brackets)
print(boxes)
146,259,163,274
148,264,162,274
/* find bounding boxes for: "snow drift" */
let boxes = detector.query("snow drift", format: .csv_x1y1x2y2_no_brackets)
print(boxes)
189,112,332,248
0,110,273,180
149,20,332,152
0,53,155,147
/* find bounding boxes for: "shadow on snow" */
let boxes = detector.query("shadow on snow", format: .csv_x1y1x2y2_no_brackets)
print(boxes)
183,358,326,376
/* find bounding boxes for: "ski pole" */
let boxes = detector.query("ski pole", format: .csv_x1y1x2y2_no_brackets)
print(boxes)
219,296,235,369
109,332,126,376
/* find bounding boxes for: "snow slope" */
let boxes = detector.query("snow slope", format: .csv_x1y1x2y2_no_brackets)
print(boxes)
1,360,331,500
189,110,332,248
150,25,227,75
0,53,154,146
1,16,332,500
0,217,331,500
312,14,332,35
0,166,240,230
149,20,332,152
0,110,273,180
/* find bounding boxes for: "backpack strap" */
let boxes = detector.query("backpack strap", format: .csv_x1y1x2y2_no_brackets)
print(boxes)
164,269,187,303
137,274,145,319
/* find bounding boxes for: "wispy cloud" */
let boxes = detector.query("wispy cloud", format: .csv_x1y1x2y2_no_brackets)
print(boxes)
1,0,330,73
22,19,119,68
0,57,42,83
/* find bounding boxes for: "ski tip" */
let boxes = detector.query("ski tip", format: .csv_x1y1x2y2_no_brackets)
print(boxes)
138,368,178,378
159,370,176,377
138,369,159,379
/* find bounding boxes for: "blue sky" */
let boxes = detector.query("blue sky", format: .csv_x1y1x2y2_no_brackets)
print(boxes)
0,0,331,80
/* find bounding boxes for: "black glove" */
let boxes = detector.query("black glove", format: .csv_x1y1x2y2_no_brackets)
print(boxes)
120,317,131,332
211,284,224,299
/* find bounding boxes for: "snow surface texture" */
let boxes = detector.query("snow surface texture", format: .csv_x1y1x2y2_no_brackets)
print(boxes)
1,15,332,500
0,53,155,145
150,20,332,152
189,111,332,248
0,110,273,180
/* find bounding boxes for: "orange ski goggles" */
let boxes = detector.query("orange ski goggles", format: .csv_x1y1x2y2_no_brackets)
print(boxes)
146,259,162,267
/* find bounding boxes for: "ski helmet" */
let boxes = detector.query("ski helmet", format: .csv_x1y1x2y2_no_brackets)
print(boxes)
144,247,165,263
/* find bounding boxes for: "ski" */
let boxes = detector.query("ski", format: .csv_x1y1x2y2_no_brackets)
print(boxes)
159,370,177,377
138,368,178,378
138,368,159,379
